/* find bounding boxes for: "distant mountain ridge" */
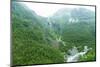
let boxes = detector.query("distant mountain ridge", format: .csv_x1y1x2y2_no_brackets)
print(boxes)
12,2,96,65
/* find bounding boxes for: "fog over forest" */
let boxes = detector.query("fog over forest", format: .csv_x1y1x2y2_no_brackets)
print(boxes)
12,1,96,66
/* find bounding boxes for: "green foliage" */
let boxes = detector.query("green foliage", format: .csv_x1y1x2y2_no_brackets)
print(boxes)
79,49,96,61
12,15,64,65
13,39,64,65
12,2,96,66
12,2,64,65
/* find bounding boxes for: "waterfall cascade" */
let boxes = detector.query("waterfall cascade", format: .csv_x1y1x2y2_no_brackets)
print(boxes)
64,46,91,62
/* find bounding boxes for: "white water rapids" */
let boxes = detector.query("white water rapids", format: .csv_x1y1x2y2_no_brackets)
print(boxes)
64,46,91,62
55,36,90,62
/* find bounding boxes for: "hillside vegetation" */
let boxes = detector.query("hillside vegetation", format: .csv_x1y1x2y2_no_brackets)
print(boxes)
12,2,96,65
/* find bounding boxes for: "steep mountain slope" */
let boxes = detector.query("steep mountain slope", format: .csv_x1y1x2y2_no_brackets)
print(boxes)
12,2,64,65
45,7,96,62
48,7,95,42
48,7,96,61
12,1,96,65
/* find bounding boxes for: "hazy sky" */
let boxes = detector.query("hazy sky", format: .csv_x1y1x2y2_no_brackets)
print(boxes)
20,2,95,17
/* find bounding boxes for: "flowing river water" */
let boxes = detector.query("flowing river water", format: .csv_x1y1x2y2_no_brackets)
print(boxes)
66,46,90,62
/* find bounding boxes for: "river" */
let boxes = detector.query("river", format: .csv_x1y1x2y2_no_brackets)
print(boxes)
65,46,91,62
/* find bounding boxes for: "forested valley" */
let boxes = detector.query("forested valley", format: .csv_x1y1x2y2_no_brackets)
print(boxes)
12,1,96,65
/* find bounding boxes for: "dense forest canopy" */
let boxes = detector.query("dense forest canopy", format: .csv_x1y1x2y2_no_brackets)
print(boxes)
12,1,96,66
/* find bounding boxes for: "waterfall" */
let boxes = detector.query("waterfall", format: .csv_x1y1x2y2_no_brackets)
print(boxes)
65,46,91,62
